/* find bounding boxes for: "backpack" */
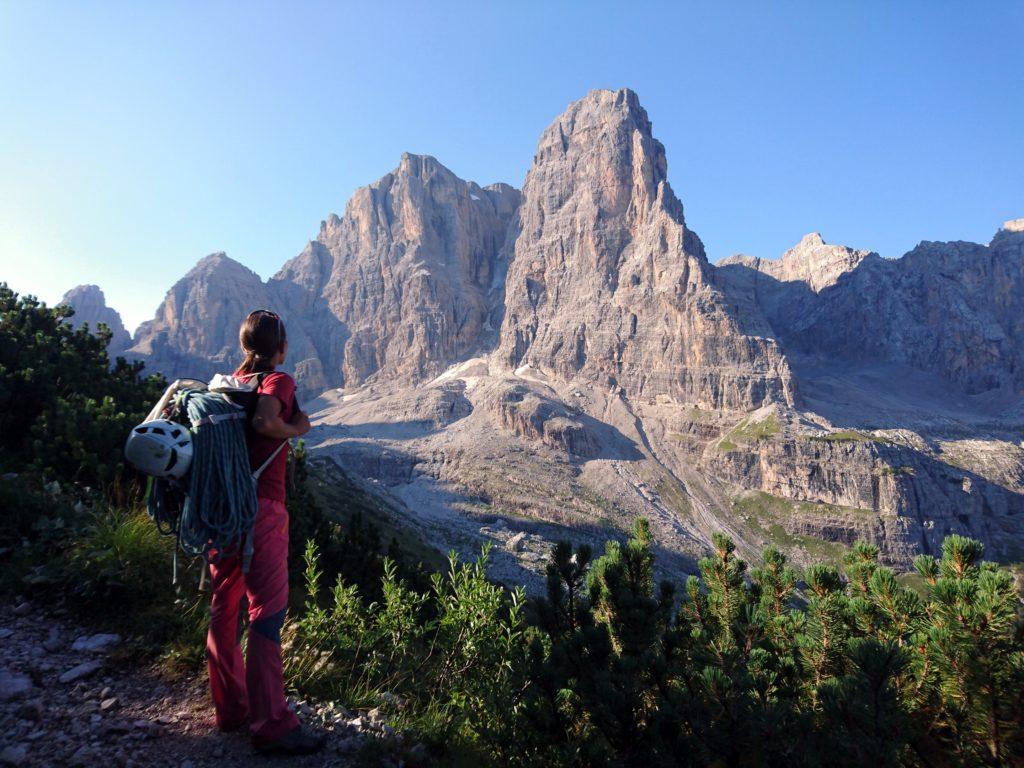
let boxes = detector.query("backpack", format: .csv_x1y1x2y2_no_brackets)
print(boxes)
125,372,289,581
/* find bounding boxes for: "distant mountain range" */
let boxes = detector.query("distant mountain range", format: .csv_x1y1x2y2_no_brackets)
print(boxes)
62,89,1024,587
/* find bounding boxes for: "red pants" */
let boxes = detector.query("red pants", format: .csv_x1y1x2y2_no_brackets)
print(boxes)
207,497,298,744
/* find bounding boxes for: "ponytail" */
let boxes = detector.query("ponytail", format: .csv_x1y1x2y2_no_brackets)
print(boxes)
239,349,259,376
238,310,287,375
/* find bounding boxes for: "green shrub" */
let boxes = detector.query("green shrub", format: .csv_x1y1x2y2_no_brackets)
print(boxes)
52,505,206,653
0,283,164,489
287,541,527,755
514,524,1024,767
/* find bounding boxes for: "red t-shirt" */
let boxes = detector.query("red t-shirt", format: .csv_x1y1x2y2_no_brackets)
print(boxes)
234,369,295,502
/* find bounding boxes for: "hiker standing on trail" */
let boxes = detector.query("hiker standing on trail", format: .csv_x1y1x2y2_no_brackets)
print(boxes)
205,310,325,755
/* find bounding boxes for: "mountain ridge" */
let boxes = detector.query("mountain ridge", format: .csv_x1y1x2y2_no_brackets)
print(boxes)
70,88,1024,583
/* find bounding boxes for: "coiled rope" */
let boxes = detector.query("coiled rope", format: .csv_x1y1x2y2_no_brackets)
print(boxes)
148,388,257,581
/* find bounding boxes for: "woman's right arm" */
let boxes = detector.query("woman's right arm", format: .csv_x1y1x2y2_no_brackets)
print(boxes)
251,394,311,439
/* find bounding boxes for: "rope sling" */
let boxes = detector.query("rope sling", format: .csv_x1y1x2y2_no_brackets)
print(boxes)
147,387,285,582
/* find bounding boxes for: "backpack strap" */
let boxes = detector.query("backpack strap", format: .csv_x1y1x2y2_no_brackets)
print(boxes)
252,440,288,481
192,411,246,428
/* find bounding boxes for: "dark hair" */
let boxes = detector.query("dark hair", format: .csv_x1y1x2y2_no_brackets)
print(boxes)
238,310,287,375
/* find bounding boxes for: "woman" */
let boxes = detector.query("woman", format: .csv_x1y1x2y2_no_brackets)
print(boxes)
205,309,324,755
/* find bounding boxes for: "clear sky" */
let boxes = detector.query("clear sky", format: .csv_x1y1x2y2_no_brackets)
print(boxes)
2,1,1022,331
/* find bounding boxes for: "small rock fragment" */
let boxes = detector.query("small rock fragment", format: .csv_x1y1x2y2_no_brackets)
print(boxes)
71,633,121,653
14,700,42,721
60,660,103,684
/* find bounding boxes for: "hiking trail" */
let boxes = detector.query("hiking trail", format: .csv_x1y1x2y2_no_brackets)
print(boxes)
0,600,410,768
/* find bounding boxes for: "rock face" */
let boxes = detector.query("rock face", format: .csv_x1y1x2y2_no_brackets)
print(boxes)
496,383,599,457
271,154,520,392
720,233,873,293
127,253,278,381
497,89,794,411
60,285,131,355
717,224,1024,395
701,432,1024,565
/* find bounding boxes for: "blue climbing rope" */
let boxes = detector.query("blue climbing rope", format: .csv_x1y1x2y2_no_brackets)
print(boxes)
147,388,258,580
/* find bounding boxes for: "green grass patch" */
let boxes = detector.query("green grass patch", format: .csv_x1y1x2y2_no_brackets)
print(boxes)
653,476,692,517
877,465,915,477
731,490,871,566
896,571,929,597
731,490,797,519
729,414,780,442
717,414,780,452
809,430,896,445
686,407,714,422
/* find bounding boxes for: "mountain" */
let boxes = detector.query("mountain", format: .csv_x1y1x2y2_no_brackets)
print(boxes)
270,153,520,393
127,157,519,397
96,89,1023,588
60,284,131,355
127,252,278,381
497,88,793,411
718,221,1024,396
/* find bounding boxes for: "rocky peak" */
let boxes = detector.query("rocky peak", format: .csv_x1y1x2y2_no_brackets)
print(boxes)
497,89,793,410
716,219,1024,396
269,155,521,391
721,234,875,294
60,284,131,354
184,251,259,282
991,218,1024,254
128,252,274,375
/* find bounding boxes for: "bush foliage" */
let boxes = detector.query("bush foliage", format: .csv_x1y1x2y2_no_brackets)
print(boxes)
0,283,164,489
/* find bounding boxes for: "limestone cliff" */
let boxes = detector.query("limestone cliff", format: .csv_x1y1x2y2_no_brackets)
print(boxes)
127,253,278,381
97,90,1024,582
717,222,1024,395
271,154,520,392
497,89,794,411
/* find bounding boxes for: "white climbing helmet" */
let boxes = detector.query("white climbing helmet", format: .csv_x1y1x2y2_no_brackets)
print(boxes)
124,419,193,479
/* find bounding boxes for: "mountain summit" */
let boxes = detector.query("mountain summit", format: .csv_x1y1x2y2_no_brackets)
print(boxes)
498,88,793,410
270,152,520,390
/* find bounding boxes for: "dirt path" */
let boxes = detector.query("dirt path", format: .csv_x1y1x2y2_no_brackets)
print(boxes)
0,600,407,768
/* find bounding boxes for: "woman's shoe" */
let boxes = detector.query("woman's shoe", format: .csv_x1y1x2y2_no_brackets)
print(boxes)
253,725,327,755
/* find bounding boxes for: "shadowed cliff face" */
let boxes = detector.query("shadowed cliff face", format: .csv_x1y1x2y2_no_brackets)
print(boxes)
716,221,1024,396
497,88,795,411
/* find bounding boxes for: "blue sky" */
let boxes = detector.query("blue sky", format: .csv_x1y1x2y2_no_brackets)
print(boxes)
2,1,1022,331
